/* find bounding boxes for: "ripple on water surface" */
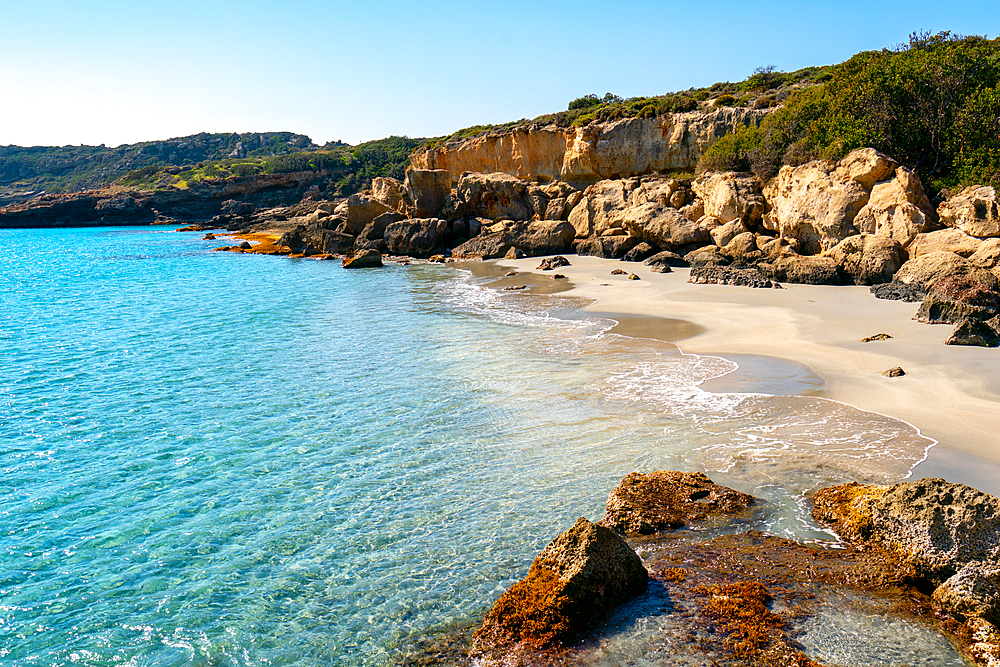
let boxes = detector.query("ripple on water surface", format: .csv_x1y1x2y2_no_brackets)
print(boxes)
0,227,937,666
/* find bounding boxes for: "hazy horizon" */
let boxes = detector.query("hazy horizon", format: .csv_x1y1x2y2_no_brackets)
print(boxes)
3,0,998,149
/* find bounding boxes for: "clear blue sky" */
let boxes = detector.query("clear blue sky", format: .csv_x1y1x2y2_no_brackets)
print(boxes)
1,0,997,148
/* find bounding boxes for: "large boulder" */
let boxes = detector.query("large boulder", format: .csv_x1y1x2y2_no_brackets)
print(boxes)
709,218,749,247
341,249,382,268
946,317,1000,347
310,229,356,255
497,220,576,256
970,238,1000,270
852,166,937,247
827,234,908,285
346,193,390,236
451,233,512,259
621,204,712,250
576,235,639,259
759,255,840,285
404,168,451,218
473,517,648,657
383,218,448,257
914,275,1000,325
598,471,758,535
621,241,657,262
454,172,534,221
370,177,407,214
938,185,1000,239
691,172,766,224
358,211,405,241
763,148,897,255
690,265,775,288
893,251,1000,292
908,228,984,258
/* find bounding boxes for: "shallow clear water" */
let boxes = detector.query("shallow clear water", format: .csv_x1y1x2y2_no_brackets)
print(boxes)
1,227,938,665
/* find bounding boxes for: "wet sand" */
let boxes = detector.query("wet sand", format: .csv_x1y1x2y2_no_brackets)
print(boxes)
483,254,1000,494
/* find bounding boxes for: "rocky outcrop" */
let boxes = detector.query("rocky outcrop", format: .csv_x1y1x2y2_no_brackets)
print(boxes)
454,220,575,258
689,265,776,288
383,218,449,257
411,108,772,187
454,172,534,221
852,166,937,247
971,239,1000,271
575,235,638,259
812,478,1000,664
939,186,1000,239
893,251,1000,292
763,148,898,255
691,172,766,224
473,517,647,661
759,254,840,285
914,275,1000,325
908,228,984,258
370,177,407,214
827,234,908,285
341,249,383,268
621,204,712,250
404,168,451,218
598,471,758,535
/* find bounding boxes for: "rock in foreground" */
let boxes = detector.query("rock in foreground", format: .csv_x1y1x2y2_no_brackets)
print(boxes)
473,517,647,662
599,471,759,534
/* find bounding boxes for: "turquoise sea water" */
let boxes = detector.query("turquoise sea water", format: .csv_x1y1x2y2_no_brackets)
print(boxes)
1,227,941,666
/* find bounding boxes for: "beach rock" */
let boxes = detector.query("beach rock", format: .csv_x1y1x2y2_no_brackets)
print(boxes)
909,228,983,258
938,186,1000,239
346,193,390,236
690,265,774,288
643,250,688,269
934,562,1000,625
881,367,906,377
759,255,840,285
812,478,1000,582
691,172,766,224
576,235,638,259
277,226,309,253
853,166,937,247
828,234,908,285
709,218,749,248
358,211,405,242
598,471,758,535
914,276,1000,325
505,246,525,260
611,268,627,275
970,239,1000,270
684,245,730,267
451,233,512,259
620,203,712,250
621,241,657,262
946,317,1000,347
870,280,927,302
763,148,896,255
473,517,647,657
499,220,576,256
404,168,451,218
341,249,382,269
383,218,448,257
370,177,407,214
893,251,1000,293
455,172,534,221
537,255,571,270
723,231,761,263
544,196,568,221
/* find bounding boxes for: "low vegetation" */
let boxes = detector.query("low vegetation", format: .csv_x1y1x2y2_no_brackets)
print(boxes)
697,31,1000,193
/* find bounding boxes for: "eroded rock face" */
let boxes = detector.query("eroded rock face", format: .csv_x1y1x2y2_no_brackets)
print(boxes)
893,251,1000,292
759,255,840,285
473,517,647,659
454,172,534,221
909,228,984,258
576,235,639,259
939,186,1000,239
763,148,897,255
411,108,771,186
383,218,448,257
370,177,407,214
692,172,766,224
914,275,1000,325
812,478,1000,642
827,234,908,285
621,204,712,250
853,166,937,247
346,193,390,236
970,239,1000,270
404,168,452,219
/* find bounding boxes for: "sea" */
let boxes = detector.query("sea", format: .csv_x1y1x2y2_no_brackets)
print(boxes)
0,226,963,666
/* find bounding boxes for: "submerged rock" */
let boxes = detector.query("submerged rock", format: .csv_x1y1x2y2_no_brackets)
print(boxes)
598,471,758,535
472,517,647,661
341,249,382,269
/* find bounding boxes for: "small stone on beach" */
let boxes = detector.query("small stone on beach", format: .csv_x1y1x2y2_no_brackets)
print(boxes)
505,270,517,276
882,367,906,377
611,269,627,275
862,333,894,342
503,285,527,291
628,273,640,280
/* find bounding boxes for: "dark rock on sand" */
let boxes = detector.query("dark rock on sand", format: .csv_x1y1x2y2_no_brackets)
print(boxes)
914,275,1000,325
759,255,841,285
537,256,570,270
689,265,774,288
871,281,927,302
946,317,1000,347
611,268,627,275
622,241,657,263
643,250,686,273
684,245,730,267
598,471,758,535
575,235,638,259
451,233,511,259
473,517,647,659
882,367,906,377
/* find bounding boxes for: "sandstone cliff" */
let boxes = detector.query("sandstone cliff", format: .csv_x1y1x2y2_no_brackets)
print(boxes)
410,108,771,187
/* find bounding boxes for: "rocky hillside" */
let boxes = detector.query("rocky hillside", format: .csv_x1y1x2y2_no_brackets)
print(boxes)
0,132,332,203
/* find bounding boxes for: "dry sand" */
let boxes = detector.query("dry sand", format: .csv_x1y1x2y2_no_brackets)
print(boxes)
488,254,1000,492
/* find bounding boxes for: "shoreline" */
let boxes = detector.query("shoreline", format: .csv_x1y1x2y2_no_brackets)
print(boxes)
483,254,1000,495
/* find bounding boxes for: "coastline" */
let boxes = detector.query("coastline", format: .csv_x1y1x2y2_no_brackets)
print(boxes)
485,254,1000,493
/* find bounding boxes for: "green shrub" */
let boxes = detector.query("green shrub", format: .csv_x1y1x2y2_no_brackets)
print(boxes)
568,94,601,110
714,94,737,107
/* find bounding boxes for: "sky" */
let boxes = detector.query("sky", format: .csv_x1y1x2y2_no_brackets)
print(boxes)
2,0,999,148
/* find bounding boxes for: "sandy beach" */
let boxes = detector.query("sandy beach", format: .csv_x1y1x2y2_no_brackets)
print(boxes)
487,254,1000,493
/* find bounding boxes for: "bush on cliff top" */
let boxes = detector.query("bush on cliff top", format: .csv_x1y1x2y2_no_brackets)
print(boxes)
698,31,1000,192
